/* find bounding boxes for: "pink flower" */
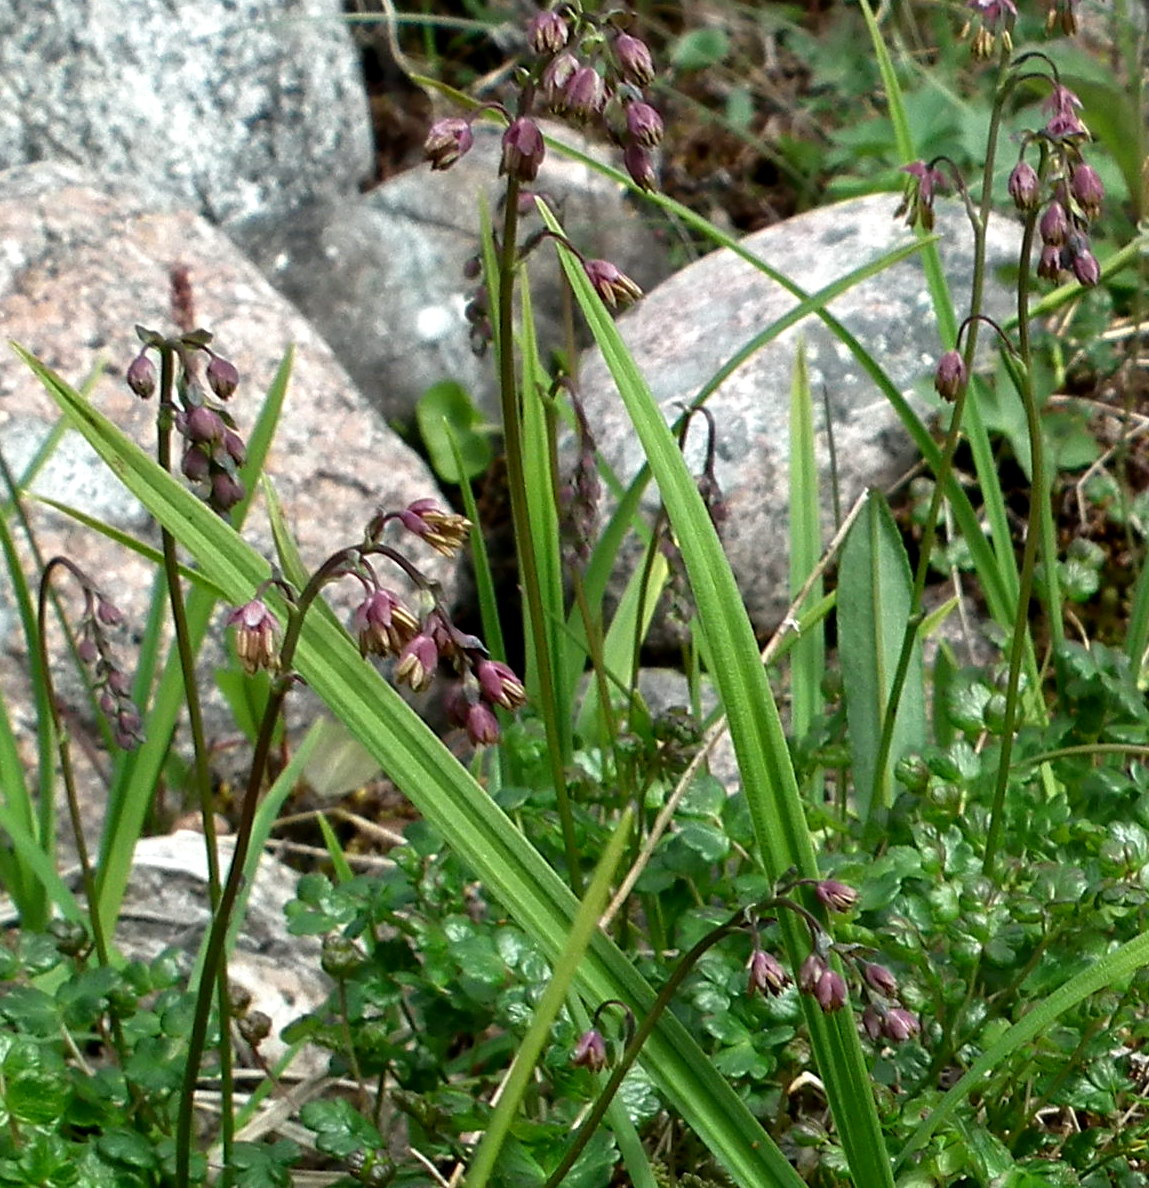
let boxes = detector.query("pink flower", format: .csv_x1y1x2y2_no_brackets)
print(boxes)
227,599,279,674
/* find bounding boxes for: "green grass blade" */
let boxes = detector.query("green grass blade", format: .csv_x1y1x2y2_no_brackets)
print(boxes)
541,219,895,1187
465,809,632,1188
24,344,810,1188
838,493,926,823
787,341,823,785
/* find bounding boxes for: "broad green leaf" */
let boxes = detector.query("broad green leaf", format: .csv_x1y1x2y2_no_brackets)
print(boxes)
838,491,926,822
416,379,493,483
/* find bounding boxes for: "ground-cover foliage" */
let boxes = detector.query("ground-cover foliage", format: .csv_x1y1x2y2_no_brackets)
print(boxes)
0,0,1147,1185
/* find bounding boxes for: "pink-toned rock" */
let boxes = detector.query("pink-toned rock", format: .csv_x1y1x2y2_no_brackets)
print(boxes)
0,163,457,834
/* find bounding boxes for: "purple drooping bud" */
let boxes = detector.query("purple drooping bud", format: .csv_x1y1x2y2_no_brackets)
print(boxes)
1070,163,1104,221
623,142,657,192
126,352,157,399
814,879,858,913
227,598,279,675
541,51,579,109
395,633,439,693
614,32,654,86
424,118,474,171
813,967,848,1013
182,445,210,483
1071,244,1100,287
861,962,899,998
583,258,643,310
572,1028,608,1071
500,117,546,182
747,949,790,997
882,1007,920,1043
1039,200,1069,247
351,588,420,658
625,101,664,148
206,354,239,400
934,349,968,402
464,701,501,747
528,8,569,56
1007,160,1040,211
1037,243,1063,280
475,658,527,710
209,470,245,513
563,65,606,122
184,405,224,444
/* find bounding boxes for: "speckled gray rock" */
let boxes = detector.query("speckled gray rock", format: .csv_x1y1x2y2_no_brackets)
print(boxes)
576,193,1025,641
0,0,372,225
115,832,330,1075
0,163,456,835
228,121,672,426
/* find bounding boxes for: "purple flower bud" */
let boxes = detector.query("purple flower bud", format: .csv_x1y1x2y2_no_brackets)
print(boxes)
623,142,657,192
1043,84,1087,139
882,1007,920,1043
1007,160,1040,212
583,258,643,310
814,968,849,1013
395,633,439,693
563,66,606,122
465,701,501,747
1070,163,1104,221
861,1003,884,1040
798,952,827,995
934,349,967,402
185,406,224,444
862,962,899,998
352,589,420,658
1040,201,1071,247
209,470,245,512
1071,245,1100,287
424,118,474,171
572,1028,608,1071
475,658,527,710
814,879,858,913
747,949,790,997
95,596,124,627
222,429,246,466
126,352,156,399
625,101,664,148
528,9,569,56
541,51,579,109
227,598,279,675
397,498,471,555
500,117,546,183
77,634,99,664
614,32,654,86
182,445,210,483
206,355,239,400
1037,243,1063,280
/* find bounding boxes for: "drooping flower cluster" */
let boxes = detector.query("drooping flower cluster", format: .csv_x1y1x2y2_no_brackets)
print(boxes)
745,878,920,1044
50,559,144,750
127,326,247,515
422,5,655,317
225,499,526,749
1013,79,1102,288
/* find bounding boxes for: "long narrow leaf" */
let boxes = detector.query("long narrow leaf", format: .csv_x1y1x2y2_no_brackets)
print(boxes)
838,493,926,822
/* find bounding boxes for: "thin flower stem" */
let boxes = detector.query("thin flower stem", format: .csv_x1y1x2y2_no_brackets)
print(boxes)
36,562,140,1105
495,173,581,891
870,50,1014,826
175,556,336,1188
155,344,235,1169
984,194,1054,877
